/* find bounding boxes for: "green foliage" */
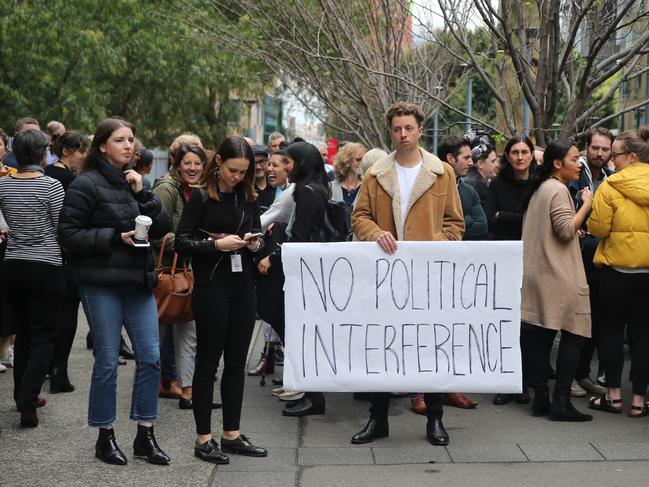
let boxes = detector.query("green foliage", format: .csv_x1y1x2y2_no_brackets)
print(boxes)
0,0,270,148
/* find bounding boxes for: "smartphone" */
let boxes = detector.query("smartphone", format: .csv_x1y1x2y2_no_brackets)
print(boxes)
129,236,151,247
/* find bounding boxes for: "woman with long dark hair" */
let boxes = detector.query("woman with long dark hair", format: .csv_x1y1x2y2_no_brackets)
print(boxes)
176,136,267,464
258,141,330,417
520,140,593,421
0,129,65,428
45,131,89,393
485,134,535,240
59,118,171,466
152,143,206,409
485,134,535,405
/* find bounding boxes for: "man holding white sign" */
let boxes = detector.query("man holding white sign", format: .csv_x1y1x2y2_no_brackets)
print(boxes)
350,101,465,446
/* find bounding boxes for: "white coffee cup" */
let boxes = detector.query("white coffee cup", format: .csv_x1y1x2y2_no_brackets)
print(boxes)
134,215,153,240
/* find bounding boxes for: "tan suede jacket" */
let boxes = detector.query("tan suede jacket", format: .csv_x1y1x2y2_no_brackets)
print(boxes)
352,148,465,242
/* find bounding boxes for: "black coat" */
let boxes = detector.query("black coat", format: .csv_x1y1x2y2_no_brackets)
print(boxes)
58,158,171,289
175,188,261,284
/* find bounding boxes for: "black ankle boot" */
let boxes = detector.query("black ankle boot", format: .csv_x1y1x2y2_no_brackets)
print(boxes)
50,366,75,394
351,418,389,444
133,424,170,465
96,428,127,465
532,389,550,417
549,393,593,422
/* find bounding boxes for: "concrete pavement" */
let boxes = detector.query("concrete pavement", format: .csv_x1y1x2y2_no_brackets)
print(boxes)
1,313,649,487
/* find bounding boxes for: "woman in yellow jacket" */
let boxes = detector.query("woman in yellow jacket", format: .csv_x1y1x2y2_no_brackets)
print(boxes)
587,126,649,418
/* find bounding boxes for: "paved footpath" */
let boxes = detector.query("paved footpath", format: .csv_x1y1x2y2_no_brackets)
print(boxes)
1,315,649,487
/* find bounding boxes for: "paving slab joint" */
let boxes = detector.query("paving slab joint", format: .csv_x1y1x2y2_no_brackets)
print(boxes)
589,442,609,461
516,443,531,462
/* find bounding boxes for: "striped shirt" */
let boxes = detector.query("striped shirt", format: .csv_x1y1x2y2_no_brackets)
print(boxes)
0,175,64,266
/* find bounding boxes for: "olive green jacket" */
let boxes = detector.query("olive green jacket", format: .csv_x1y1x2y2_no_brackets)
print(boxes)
151,174,187,268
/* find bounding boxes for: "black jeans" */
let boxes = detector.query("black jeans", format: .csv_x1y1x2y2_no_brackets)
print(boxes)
521,323,584,396
2,260,64,411
370,393,443,421
192,274,256,434
598,267,649,395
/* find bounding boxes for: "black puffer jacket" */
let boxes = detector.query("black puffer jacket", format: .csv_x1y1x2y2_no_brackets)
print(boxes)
59,158,171,289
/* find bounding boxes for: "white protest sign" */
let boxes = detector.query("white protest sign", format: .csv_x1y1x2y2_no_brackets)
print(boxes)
281,241,523,393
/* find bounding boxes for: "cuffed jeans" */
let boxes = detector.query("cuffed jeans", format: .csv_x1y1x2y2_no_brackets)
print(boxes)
80,285,161,427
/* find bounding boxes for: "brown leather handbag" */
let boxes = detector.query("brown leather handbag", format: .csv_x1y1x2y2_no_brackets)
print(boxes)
154,236,194,325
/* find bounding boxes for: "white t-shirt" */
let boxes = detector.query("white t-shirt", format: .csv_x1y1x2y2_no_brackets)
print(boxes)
395,160,422,224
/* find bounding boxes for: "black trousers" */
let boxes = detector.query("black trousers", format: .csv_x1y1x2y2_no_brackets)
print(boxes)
598,267,649,395
192,273,256,434
575,278,603,380
2,260,64,411
521,323,584,396
52,285,80,370
370,393,443,421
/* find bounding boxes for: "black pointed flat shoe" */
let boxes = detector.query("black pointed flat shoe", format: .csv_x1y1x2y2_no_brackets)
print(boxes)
195,439,229,464
220,434,267,457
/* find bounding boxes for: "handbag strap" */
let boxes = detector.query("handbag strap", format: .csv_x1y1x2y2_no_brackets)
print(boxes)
156,235,169,269
160,235,190,275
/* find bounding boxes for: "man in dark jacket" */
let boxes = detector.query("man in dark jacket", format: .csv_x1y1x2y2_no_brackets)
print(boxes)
568,128,614,397
438,135,488,241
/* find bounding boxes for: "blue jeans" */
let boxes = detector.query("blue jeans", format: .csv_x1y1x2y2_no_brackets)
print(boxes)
80,285,161,427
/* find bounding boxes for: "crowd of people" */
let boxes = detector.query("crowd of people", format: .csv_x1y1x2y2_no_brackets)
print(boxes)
0,102,648,466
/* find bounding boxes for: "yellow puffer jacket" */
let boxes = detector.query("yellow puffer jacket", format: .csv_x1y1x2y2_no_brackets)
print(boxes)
587,162,649,268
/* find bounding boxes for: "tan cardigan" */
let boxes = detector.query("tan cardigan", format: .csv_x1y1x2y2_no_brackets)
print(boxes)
521,178,591,337
352,148,464,242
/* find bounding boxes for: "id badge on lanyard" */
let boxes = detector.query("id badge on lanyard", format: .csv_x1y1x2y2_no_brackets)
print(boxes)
231,253,243,273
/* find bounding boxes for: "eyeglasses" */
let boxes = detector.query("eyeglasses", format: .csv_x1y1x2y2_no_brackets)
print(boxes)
610,151,628,160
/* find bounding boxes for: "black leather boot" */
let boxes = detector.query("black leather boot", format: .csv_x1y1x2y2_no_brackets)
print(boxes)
50,366,75,394
549,393,593,422
426,417,449,446
96,428,127,465
133,424,170,465
532,389,550,417
351,418,389,444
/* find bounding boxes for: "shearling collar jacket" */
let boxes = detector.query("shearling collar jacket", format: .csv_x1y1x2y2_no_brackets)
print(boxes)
352,147,465,242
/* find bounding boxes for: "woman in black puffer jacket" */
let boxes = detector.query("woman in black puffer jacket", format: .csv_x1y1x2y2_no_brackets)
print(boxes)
59,118,171,467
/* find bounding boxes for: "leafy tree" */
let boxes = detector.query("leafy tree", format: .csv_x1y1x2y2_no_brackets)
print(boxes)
0,0,270,147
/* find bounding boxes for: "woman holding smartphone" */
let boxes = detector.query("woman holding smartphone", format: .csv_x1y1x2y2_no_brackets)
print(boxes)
176,136,266,464
59,118,171,466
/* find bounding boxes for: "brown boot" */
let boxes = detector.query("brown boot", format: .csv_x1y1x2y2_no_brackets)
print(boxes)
410,393,426,415
159,378,182,399
443,392,478,409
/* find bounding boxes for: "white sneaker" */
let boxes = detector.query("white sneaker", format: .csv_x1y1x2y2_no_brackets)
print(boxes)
0,345,12,368
0,362,6,373
570,380,587,397
278,390,305,402
271,387,284,397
